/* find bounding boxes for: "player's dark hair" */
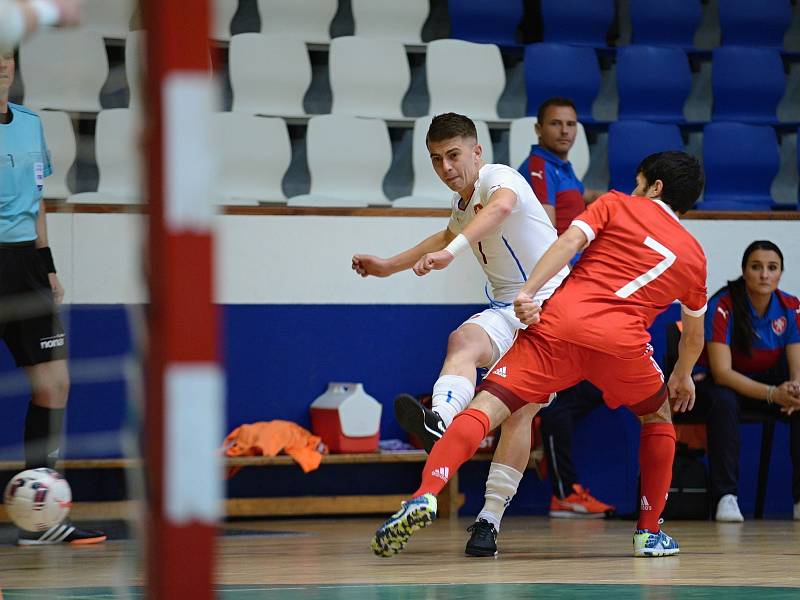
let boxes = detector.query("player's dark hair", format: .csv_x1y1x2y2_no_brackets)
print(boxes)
426,113,478,145
536,97,577,124
635,151,704,214
712,241,784,356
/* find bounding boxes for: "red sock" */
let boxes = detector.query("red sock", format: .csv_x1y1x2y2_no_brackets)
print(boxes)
637,422,676,533
412,408,489,498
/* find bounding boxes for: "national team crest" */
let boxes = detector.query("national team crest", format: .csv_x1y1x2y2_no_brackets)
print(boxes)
772,316,787,335
473,203,483,214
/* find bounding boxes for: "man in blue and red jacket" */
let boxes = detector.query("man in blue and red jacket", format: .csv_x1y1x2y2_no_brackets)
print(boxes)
517,97,603,234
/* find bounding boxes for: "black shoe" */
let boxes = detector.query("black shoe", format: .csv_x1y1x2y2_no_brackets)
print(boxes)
394,393,446,453
465,518,498,557
18,519,107,546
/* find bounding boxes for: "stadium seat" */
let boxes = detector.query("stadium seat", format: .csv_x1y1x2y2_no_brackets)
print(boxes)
126,31,213,110
329,36,410,120
78,0,135,39
447,0,523,46
697,122,779,211
607,120,683,193
426,39,505,121
523,43,601,121
617,45,691,123
540,0,615,47
125,30,145,109
211,113,290,205
230,34,311,117
629,0,701,48
68,109,141,204
712,47,785,124
19,30,109,113
213,0,239,41
508,117,589,180
394,117,493,208
351,0,428,44
39,111,76,200
718,0,792,48
288,115,392,207
257,0,338,43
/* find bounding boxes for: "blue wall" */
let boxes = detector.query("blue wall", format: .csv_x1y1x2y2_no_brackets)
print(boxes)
0,303,796,518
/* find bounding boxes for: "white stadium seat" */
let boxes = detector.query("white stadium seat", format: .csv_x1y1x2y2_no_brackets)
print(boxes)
68,109,141,203
230,34,311,117
289,115,392,207
329,36,410,120
213,0,239,41
211,113,291,205
426,39,505,121
394,117,493,208
20,30,109,113
126,31,212,110
38,110,76,200
125,30,145,109
79,0,135,39
257,0,338,43
509,117,590,179
351,0,429,44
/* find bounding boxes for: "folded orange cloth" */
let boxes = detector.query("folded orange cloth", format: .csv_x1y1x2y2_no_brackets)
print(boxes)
223,420,325,476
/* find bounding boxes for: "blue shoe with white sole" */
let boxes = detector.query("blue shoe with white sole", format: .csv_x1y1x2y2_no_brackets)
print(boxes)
371,493,437,557
633,529,680,557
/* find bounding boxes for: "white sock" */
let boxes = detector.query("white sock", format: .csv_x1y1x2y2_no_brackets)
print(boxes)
476,462,524,531
431,374,474,427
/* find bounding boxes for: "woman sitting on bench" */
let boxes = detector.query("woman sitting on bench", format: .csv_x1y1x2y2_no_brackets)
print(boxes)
698,240,800,522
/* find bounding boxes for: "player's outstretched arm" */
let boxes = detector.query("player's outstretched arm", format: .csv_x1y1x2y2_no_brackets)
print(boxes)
414,189,517,277
352,228,453,278
669,312,704,413
518,225,586,299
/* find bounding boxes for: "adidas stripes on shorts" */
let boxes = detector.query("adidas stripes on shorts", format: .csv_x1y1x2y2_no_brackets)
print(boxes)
480,326,668,416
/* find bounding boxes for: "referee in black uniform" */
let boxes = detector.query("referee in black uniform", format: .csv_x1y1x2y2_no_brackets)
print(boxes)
1,49,105,544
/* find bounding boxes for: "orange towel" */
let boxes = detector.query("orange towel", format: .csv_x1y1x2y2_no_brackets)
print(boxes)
223,420,326,476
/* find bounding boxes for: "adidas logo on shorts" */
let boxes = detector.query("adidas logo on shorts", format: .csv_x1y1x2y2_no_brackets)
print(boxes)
492,366,507,378
431,467,449,482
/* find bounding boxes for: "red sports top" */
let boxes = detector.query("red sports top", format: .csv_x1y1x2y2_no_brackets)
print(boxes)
538,191,708,357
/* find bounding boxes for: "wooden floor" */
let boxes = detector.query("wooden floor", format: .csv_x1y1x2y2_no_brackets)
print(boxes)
0,516,799,597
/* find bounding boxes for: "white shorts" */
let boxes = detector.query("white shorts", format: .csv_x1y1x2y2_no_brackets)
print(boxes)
464,305,526,367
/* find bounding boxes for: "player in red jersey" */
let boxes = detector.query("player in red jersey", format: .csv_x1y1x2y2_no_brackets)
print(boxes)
371,151,708,558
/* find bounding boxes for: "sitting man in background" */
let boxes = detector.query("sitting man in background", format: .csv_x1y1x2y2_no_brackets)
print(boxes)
517,96,603,235
519,96,614,519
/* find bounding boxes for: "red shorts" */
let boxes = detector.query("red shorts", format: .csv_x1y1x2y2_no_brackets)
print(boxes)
480,327,667,417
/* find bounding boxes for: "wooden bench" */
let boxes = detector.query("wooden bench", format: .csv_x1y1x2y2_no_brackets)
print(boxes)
0,451,536,522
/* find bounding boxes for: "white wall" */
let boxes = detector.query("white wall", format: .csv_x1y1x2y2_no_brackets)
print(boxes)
48,214,800,304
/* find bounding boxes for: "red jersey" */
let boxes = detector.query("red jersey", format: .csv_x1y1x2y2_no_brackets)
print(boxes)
539,191,708,357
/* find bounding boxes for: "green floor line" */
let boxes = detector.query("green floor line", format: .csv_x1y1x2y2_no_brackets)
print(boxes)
3,583,799,600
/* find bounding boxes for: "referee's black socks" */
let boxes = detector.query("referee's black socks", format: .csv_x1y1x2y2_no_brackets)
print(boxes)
24,403,65,470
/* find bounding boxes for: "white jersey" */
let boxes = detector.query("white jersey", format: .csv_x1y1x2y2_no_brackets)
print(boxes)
447,163,569,305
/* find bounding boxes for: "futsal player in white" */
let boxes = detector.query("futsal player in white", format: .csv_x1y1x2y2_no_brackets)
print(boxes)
352,112,568,556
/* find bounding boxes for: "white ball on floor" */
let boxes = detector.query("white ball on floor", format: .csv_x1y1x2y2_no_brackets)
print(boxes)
3,468,72,532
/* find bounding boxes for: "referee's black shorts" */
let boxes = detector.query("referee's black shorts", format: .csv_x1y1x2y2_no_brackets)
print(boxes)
0,242,67,367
